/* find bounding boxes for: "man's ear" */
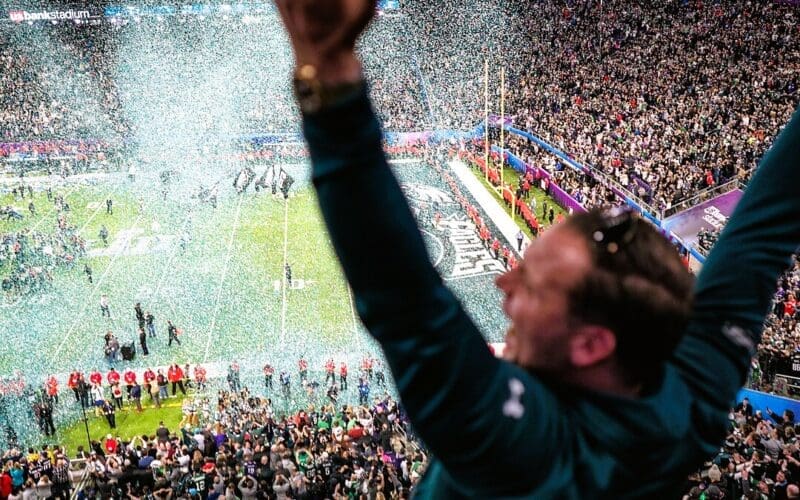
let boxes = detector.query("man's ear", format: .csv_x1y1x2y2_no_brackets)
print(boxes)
568,325,617,368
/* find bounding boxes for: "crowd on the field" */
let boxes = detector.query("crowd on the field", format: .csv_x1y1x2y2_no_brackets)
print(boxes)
70,389,422,500
1,190,86,300
1,358,425,499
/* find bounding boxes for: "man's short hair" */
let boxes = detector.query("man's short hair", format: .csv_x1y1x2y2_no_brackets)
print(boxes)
563,209,694,383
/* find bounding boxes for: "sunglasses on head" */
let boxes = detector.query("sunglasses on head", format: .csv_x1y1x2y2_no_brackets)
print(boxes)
591,206,638,255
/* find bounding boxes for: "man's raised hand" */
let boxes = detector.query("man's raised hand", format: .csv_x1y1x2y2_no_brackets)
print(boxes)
275,0,377,84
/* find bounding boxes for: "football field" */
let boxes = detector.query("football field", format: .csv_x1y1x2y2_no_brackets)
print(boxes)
0,159,508,383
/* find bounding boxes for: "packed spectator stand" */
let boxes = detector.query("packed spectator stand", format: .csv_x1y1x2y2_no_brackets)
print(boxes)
1,367,426,499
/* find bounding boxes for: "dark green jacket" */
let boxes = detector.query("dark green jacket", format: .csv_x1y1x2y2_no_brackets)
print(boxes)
302,88,800,498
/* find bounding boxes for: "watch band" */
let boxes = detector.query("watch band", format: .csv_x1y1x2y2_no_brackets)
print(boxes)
293,64,364,114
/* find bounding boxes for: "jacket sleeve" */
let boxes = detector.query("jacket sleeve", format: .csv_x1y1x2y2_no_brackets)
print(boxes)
302,86,569,493
673,106,800,410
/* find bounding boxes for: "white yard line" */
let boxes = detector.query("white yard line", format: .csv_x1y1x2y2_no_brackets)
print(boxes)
347,285,359,334
151,209,195,300
50,213,144,360
150,209,197,334
75,202,105,236
279,198,290,344
203,196,244,362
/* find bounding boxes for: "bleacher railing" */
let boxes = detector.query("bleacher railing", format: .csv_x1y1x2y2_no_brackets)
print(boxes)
661,178,746,219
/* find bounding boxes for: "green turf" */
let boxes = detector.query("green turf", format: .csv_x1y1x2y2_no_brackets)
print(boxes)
2,160,508,448
54,395,187,454
0,175,364,376
467,160,567,240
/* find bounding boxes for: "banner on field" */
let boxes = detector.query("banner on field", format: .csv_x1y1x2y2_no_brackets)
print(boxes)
661,189,744,250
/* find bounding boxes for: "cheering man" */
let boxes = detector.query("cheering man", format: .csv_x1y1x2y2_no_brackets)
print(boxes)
275,0,800,497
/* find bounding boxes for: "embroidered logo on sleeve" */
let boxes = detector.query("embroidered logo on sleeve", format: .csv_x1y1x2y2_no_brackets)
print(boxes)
722,322,756,356
503,378,525,419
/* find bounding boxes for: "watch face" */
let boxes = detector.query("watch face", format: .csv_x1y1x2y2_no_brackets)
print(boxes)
294,78,321,113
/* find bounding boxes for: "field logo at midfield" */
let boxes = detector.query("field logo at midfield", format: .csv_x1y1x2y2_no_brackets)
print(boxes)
88,229,177,257
440,216,506,278
401,184,455,205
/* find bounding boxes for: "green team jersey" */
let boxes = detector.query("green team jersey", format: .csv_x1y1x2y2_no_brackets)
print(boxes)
302,87,800,498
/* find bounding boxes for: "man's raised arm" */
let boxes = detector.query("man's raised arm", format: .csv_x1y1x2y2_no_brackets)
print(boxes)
675,105,800,408
275,0,567,493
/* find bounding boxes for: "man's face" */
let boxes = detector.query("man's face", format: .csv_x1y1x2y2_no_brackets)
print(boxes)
496,225,592,372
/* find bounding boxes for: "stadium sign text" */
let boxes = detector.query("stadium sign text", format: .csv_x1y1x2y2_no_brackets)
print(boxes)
9,9,90,22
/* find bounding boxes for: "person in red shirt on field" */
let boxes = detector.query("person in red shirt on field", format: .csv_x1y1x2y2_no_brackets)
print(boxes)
89,369,102,387
298,357,308,382
339,362,348,391
68,370,81,403
167,364,186,396
194,364,207,391
107,368,120,387
324,358,336,386
501,246,511,269
123,369,136,398
0,467,12,499
491,238,501,259
479,225,490,249
143,368,156,400
262,363,274,390
45,375,58,405
508,254,518,270
362,357,374,381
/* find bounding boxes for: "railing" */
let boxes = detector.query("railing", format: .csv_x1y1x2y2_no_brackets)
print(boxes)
661,177,747,219
69,458,90,500
499,124,664,223
581,162,663,220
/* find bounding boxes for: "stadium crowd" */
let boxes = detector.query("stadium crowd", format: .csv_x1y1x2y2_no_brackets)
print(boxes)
683,398,800,500
697,227,721,253
0,14,430,142
1,364,426,499
1,0,800,498
504,0,798,214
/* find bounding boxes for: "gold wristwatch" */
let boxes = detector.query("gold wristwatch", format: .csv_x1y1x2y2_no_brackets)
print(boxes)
293,64,364,114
